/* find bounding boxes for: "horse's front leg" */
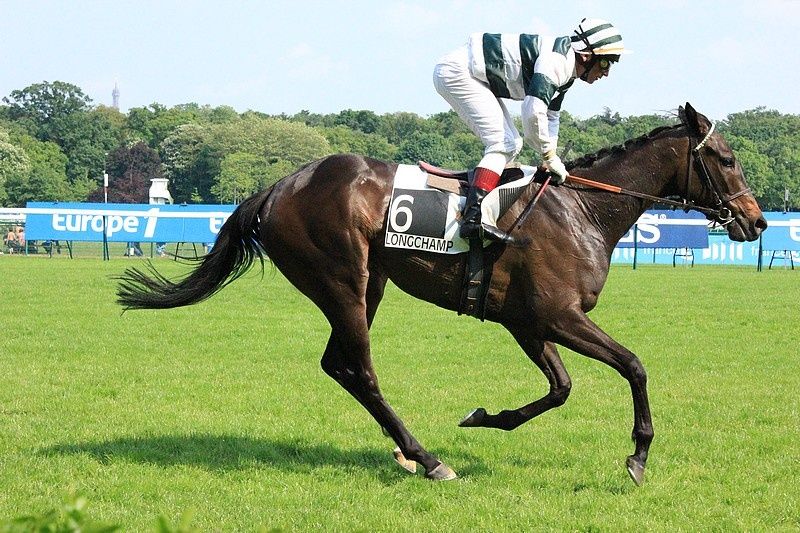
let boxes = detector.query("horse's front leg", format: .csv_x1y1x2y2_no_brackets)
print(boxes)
460,333,572,430
549,307,654,486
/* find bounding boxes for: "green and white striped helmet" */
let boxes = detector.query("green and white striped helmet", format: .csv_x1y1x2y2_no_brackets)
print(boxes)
571,18,631,57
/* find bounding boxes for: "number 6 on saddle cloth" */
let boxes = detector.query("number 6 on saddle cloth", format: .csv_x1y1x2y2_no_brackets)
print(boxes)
384,163,536,254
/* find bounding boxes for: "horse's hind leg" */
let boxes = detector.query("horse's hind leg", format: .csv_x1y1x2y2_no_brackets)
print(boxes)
316,269,456,480
319,318,455,479
363,270,418,475
460,331,572,430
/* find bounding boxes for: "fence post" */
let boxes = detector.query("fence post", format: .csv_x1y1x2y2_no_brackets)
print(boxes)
757,234,763,272
102,215,109,261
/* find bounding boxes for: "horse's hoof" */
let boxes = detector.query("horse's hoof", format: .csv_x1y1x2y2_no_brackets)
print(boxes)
626,456,646,486
459,407,487,427
392,447,418,474
425,462,458,481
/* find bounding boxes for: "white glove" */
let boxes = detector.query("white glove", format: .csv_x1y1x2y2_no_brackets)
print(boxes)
543,151,568,185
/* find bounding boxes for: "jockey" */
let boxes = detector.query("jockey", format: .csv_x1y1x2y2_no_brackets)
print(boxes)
433,18,630,245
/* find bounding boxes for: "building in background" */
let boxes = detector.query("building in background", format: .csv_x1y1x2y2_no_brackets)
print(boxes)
149,178,173,256
112,82,120,110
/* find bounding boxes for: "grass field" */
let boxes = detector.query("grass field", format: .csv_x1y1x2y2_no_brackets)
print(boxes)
1,256,798,531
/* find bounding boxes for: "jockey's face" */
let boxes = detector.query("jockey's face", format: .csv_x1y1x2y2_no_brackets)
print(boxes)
576,52,611,84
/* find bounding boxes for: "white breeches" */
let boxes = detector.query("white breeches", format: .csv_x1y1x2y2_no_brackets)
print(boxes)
433,46,523,174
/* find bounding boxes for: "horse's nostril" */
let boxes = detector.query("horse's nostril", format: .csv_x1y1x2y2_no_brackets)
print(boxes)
756,217,768,230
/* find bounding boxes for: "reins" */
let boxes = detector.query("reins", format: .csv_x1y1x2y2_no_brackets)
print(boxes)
562,123,749,223
563,174,720,214
510,123,750,235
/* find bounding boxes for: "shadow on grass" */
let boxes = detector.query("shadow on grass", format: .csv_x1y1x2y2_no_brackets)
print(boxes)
40,433,490,483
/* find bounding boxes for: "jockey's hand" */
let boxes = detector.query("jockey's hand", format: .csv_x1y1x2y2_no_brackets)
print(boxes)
544,152,568,185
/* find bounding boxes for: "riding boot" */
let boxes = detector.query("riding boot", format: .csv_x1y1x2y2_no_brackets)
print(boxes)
459,169,527,246
459,185,486,240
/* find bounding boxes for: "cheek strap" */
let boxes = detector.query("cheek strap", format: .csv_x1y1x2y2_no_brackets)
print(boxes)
579,54,598,81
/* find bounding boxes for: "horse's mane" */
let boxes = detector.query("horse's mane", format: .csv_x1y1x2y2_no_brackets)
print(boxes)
565,122,684,170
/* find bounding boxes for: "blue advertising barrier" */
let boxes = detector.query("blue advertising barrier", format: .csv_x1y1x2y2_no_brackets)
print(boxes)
759,213,800,251
19,203,800,269
756,212,800,269
25,202,235,243
612,211,799,267
613,234,765,266
615,210,709,249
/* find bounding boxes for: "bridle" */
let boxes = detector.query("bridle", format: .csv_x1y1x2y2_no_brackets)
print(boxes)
514,123,754,238
680,122,751,226
559,123,750,226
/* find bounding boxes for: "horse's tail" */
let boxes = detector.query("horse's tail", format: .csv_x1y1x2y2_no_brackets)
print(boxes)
116,188,273,310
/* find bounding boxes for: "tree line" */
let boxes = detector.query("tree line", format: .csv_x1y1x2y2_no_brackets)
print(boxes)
1,80,798,211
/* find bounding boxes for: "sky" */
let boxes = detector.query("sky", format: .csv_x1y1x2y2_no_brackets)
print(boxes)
1,0,799,122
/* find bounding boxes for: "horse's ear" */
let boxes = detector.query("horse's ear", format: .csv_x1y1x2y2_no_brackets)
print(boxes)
678,105,687,124
682,102,711,135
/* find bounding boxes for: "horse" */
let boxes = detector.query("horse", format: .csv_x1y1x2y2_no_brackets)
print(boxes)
117,103,767,485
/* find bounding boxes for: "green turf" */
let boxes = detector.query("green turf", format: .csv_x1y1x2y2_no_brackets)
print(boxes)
1,257,798,531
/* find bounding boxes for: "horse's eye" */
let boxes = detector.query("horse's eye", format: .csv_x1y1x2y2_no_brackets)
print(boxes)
720,157,735,168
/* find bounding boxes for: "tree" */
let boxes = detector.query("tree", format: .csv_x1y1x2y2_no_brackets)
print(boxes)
428,110,474,138
5,134,71,205
446,132,483,169
211,114,331,166
319,126,396,160
723,108,800,210
126,103,202,149
377,112,432,145
287,109,331,128
206,115,332,199
553,110,675,163
724,135,773,201
619,113,676,140
260,159,297,189
211,152,266,203
93,105,127,141
333,109,381,134
203,105,240,124
1,81,92,142
160,124,219,204
87,142,163,203
0,128,30,205
58,108,122,193
395,131,453,166
1,81,122,193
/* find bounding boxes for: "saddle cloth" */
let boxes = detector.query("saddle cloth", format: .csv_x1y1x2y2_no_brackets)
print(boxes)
384,164,535,254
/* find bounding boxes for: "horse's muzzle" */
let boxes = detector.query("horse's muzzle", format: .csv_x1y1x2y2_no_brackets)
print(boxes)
728,211,768,242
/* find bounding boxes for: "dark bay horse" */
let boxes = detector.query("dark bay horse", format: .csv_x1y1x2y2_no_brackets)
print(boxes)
117,103,767,485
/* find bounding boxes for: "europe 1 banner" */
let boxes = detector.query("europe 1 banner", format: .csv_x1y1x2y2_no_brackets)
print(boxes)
24,202,235,243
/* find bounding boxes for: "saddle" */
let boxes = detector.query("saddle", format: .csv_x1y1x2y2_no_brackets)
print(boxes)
417,161,532,320
419,161,526,194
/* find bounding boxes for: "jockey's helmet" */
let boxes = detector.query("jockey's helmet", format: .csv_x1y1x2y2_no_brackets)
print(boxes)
571,18,631,59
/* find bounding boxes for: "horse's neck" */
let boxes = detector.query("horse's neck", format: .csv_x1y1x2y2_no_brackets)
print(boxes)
574,133,687,246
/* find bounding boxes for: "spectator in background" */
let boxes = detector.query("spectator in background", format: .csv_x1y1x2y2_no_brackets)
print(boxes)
4,227,16,253
125,242,144,257
16,227,26,253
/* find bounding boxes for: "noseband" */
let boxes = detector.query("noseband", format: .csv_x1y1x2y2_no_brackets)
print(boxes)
682,123,751,226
